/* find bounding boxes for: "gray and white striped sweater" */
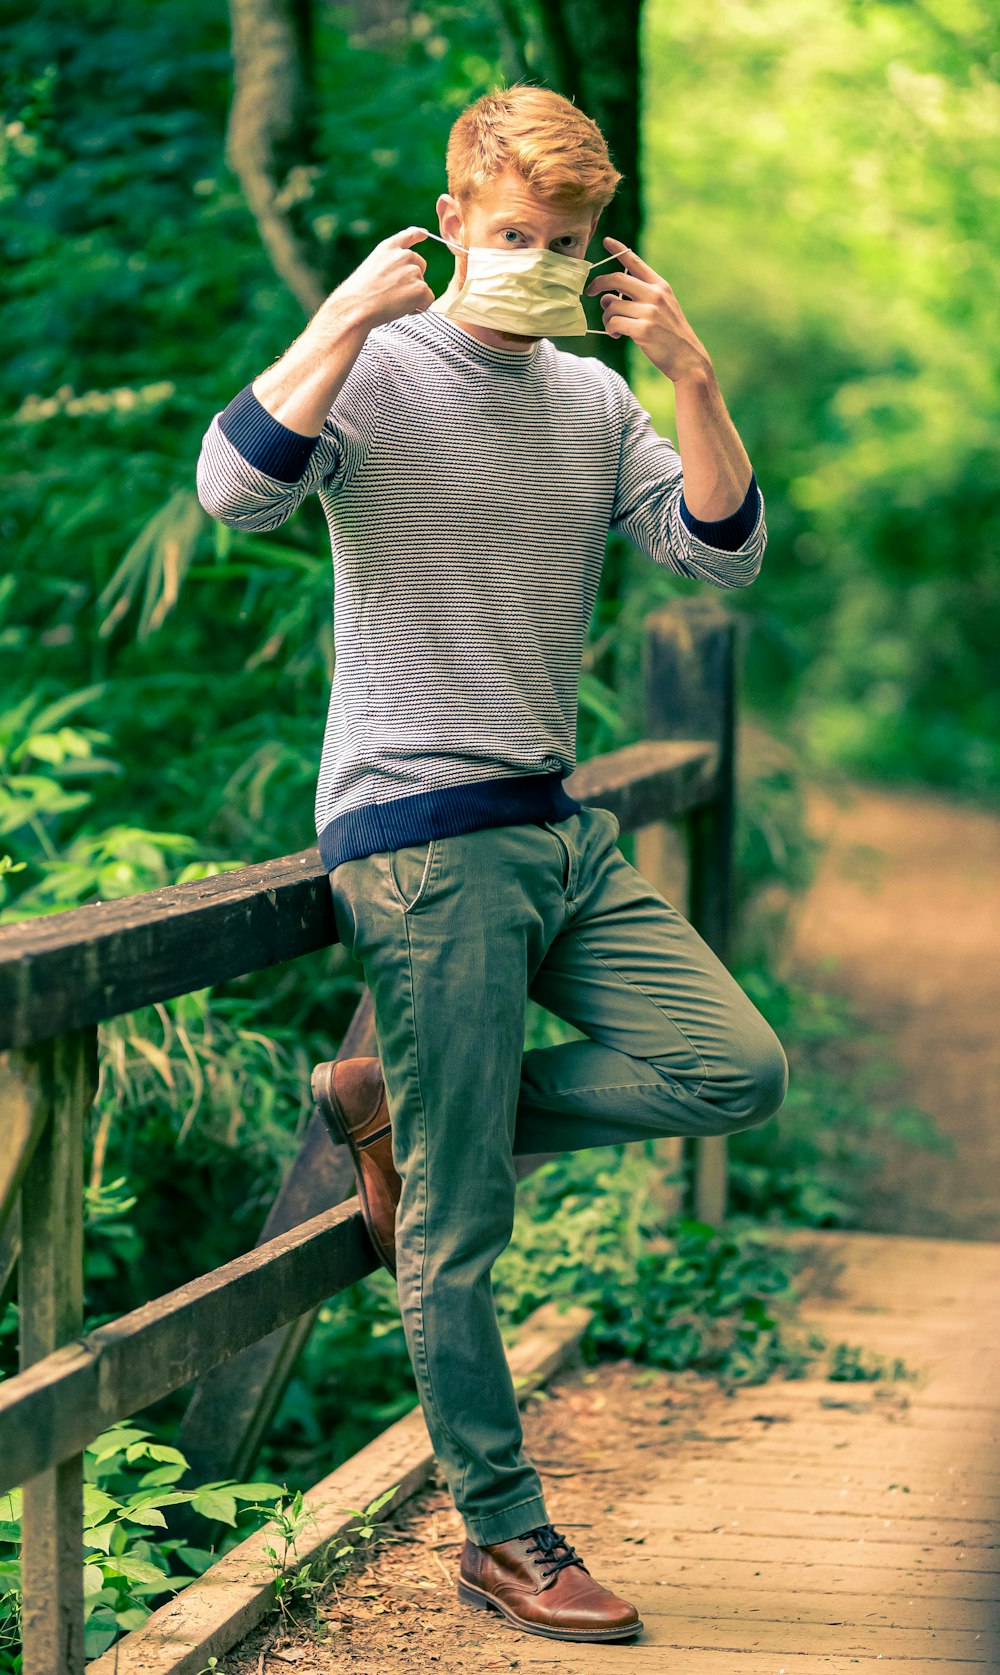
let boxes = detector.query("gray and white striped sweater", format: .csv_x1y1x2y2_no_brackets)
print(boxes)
195,307,767,871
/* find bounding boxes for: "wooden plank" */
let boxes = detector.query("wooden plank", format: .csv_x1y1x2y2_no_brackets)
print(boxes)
87,1301,594,1675
0,1049,50,1238
659,1467,999,1502
518,1656,994,1673
625,1503,999,1544
16,1028,97,1675
600,1528,998,1572
619,1612,1000,1659
644,1480,1000,1521
0,1200,373,1493
582,1584,997,1630
0,740,717,1052
602,1553,1000,1599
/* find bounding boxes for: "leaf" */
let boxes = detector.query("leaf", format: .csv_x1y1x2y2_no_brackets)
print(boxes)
137,1463,188,1488
190,1489,238,1526
89,1428,150,1465
228,1482,285,1500
83,1564,107,1597
83,1488,121,1526
123,1506,167,1528
84,1522,119,1554
125,1441,187,1467
104,1554,173,1591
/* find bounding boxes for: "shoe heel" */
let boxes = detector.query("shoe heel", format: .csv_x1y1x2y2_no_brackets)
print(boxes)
457,1579,495,1612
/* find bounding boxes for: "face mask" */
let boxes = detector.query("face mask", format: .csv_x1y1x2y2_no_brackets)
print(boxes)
423,230,624,339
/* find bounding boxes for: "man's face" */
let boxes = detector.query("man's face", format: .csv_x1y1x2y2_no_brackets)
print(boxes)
436,169,600,346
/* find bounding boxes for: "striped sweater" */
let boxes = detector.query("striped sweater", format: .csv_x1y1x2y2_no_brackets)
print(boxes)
195,306,767,871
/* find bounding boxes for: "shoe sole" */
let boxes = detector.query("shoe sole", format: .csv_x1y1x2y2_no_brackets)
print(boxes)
456,1578,643,1641
311,1062,397,1278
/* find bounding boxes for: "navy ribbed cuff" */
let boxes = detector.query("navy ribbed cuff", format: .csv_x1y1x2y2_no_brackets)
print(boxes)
217,383,320,483
679,470,761,551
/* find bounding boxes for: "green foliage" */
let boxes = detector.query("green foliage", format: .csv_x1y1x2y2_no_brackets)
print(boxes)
0,1426,285,1667
259,1485,402,1636
639,0,1000,798
825,1342,915,1383
500,1160,819,1389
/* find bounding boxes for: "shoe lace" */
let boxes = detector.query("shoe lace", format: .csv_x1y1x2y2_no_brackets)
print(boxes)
523,1523,588,1580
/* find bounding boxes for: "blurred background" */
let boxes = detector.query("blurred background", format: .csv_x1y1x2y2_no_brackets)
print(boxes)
1,0,998,1639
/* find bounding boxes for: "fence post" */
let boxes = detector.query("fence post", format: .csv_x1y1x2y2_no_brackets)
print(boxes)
643,600,740,1226
13,1025,98,1675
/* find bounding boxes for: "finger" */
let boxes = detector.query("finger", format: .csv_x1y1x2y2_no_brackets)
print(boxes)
601,235,662,286
586,271,648,299
604,316,634,341
389,225,431,246
603,297,641,320
602,297,641,340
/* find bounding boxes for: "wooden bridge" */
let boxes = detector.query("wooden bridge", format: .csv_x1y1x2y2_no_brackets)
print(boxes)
1,597,994,1674
221,1229,1000,1674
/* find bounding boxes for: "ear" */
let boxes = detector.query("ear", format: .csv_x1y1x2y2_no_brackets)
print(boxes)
436,193,468,281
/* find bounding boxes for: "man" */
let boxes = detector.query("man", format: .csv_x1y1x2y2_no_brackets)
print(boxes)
197,82,788,1645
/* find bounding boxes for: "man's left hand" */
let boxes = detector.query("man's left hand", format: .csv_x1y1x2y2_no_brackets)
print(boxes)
587,236,712,384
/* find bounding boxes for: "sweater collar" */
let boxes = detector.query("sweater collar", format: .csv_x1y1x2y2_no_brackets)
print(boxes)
421,306,544,367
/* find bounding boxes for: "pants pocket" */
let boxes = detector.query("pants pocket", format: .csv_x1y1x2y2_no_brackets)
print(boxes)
387,838,440,914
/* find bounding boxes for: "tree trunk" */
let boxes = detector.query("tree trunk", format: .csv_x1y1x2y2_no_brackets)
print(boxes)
225,0,330,315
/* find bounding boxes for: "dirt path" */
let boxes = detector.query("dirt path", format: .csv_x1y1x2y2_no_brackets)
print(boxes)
780,776,1000,1241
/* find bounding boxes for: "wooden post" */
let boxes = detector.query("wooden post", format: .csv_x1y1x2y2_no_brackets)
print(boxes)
14,1026,98,1675
171,992,378,1495
644,601,741,1226
632,820,688,1225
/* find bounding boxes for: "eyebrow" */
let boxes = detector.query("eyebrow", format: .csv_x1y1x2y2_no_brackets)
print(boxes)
487,217,582,236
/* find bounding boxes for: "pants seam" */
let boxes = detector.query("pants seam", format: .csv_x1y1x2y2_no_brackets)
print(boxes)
402,906,473,1511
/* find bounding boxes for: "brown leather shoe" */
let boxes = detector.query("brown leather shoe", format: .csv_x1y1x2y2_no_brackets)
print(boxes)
311,1056,400,1277
457,1522,642,1641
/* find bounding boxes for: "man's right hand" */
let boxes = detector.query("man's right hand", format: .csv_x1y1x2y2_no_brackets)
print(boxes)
327,226,435,332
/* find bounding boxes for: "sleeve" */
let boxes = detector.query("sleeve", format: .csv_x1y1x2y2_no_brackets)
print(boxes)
609,376,767,588
195,339,387,533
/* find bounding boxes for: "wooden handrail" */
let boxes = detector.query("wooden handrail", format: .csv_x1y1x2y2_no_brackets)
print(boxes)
0,738,716,1052
0,599,742,1675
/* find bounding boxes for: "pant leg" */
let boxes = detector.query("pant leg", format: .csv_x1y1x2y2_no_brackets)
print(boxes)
328,821,567,1546
515,804,789,1152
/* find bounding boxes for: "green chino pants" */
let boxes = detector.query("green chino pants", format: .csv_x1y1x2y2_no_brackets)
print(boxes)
328,802,788,1547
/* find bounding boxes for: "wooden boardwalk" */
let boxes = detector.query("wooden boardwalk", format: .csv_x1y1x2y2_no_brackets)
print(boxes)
227,1229,1000,1674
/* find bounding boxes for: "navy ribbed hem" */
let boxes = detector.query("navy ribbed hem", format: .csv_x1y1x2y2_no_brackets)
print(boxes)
218,383,320,483
679,470,760,551
318,770,582,871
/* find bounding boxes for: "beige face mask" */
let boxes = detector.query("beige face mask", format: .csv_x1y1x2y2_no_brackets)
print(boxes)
423,230,625,338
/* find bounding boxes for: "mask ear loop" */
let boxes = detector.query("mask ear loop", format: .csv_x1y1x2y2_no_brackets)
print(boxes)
583,248,628,334
423,231,469,254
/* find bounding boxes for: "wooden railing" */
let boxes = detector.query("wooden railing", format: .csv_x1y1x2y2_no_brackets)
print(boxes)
0,596,741,1674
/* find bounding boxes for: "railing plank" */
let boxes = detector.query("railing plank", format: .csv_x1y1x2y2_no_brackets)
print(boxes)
0,1148,563,1500
16,1027,97,1675
0,1200,370,1496
0,739,717,1052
